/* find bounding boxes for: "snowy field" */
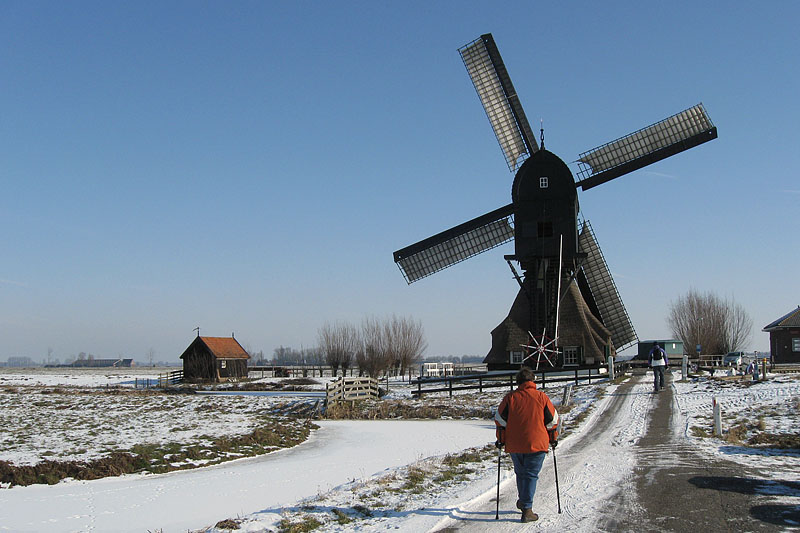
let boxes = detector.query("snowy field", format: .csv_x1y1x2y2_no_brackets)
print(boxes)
0,368,798,532
673,371,800,479
0,366,167,388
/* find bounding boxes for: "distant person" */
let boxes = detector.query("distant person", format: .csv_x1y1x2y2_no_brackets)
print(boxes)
494,366,559,522
648,343,669,392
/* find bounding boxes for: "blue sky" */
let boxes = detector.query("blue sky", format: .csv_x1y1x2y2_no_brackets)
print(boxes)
2,1,797,362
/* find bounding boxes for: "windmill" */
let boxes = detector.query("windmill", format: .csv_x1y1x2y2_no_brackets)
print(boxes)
393,34,717,370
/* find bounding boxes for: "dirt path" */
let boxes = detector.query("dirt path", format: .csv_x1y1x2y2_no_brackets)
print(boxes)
431,370,800,532
602,370,800,532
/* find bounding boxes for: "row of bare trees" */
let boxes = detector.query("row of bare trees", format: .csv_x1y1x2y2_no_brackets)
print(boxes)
667,289,752,356
317,315,427,378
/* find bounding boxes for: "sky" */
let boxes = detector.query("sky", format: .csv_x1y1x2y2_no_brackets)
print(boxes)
2,1,798,362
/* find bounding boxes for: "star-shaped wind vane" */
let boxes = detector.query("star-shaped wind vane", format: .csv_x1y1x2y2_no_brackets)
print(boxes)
521,329,560,370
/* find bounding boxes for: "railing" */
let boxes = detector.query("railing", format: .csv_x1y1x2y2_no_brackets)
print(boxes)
411,362,628,398
326,377,379,403
155,370,184,387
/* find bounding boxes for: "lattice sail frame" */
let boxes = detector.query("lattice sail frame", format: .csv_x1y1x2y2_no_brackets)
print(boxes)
459,34,537,172
576,103,717,190
578,221,638,351
394,205,515,284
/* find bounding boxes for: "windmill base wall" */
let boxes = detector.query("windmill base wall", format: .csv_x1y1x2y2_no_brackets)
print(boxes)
484,278,614,371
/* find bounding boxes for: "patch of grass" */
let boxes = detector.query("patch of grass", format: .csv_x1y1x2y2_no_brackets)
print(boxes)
352,504,373,517
691,426,711,438
725,422,748,444
277,515,323,533
402,466,427,492
325,399,489,420
331,508,352,525
214,518,240,530
748,432,800,449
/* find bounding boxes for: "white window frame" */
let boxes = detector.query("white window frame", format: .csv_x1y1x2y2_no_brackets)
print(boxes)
563,346,579,367
539,176,549,188
510,351,524,364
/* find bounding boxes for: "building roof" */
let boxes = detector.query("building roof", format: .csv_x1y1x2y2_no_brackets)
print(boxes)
763,306,800,331
196,336,250,359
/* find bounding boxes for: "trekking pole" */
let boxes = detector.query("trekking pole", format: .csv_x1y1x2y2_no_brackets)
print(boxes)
552,419,563,514
495,444,502,520
552,445,561,514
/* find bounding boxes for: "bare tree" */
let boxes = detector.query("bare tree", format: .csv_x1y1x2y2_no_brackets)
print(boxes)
147,348,155,367
667,290,752,355
391,315,427,380
318,321,356,376
360,316,390,378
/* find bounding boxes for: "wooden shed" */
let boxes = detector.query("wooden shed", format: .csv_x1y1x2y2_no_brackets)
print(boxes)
763,306,800,364
180,336,250,382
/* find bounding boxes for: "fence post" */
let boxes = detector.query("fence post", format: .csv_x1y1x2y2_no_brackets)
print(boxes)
682,354,688,381
479,376,483,393
417,379,422,398
574,369,579,386
713,396,723,437
607,356,615,381
448,378,453,398
562,384,573,406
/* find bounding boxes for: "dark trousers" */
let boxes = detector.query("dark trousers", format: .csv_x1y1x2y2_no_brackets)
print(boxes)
510,451,547,510
653,365,666,390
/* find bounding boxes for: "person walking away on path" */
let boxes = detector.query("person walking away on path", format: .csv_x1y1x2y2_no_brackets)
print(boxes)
494,367,559,523
649,342,669,392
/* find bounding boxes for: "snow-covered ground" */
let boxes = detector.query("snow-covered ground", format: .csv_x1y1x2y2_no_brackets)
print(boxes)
0,386,293,466
1,368,798,532
0,367,167,387
673,371,800,479
0,420,490,532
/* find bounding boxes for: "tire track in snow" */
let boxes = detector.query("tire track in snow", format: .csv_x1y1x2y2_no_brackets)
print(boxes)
430,374,653,532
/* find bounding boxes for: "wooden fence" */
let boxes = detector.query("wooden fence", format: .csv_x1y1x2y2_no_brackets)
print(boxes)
326,377,379,403
157,369,184,387
410,362,628,398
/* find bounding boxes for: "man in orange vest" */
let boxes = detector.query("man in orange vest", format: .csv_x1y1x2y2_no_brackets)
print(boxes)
495,366,559,522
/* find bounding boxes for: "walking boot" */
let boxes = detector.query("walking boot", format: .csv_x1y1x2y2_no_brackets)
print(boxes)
521,509,539,522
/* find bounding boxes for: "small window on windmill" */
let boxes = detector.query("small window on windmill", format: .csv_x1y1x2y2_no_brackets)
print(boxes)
793,338,800,352
510,351,523,364
539,176,549,188
537,221,553,238
220,360,227,369
563,347,579,366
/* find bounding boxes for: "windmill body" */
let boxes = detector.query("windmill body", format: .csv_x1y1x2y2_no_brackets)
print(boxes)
393,33,717,370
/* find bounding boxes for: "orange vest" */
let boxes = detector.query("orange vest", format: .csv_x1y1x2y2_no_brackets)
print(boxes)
495,381,558,453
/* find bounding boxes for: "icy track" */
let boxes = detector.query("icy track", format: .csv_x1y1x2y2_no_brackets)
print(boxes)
0,420,491,533
429,374,655,532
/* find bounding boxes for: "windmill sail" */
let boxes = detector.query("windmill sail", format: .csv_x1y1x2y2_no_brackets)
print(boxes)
459,34,538,172
575,104,717,191
578,221,637,351
393,204,514,284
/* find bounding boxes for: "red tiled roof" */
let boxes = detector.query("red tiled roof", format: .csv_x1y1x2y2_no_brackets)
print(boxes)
198,337,251,359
